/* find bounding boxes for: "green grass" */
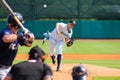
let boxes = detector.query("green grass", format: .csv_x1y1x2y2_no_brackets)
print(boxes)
93,76,120,80
16,40,120,80
16,39,120,68
46,59,120,69
18,39,120,54
13,59,120,69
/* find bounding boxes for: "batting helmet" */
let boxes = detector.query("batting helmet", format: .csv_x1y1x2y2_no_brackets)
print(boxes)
71,64,88,80
7,12,24,29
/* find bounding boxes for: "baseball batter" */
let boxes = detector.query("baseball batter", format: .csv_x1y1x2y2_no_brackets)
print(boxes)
49,20,76,71
0,13,34,80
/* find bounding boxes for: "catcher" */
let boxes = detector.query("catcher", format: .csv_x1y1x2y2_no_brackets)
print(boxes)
0,12,34,80
71,64,88,80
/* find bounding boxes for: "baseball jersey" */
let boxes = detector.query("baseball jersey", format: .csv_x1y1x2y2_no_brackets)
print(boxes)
8,61,53,80
50,22,73,41
0,27,19,66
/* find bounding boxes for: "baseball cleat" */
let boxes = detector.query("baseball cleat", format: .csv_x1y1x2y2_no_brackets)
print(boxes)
56,66,60,71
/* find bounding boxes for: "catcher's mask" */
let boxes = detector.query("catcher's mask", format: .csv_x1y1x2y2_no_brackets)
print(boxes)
28,45,45,62
7,12,24,29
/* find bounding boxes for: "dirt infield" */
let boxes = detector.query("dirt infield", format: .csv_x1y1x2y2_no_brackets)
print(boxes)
16,54,120,60
15,54,120,80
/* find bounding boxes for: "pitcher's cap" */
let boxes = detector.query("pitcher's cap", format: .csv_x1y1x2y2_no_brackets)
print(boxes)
69,20,76,25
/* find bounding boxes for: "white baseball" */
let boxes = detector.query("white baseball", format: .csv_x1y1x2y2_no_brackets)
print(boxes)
43,4,47,8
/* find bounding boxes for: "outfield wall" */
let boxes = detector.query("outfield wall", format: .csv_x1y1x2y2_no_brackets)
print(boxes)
0,20,120,39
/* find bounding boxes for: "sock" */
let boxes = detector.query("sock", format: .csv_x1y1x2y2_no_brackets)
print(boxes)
51,55,55,64
57,54,62,69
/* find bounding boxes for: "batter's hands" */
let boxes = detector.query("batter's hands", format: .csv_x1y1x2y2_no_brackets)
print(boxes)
24,32,35,46
18,32,35,47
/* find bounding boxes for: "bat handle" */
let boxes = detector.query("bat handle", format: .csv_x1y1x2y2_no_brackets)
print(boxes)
22,28,29,34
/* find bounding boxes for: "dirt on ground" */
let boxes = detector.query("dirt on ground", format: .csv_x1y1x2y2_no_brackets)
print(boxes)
15,54,120,80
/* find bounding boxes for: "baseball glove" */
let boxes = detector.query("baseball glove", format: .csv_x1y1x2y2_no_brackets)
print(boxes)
18,32,35,47
66,39,74,47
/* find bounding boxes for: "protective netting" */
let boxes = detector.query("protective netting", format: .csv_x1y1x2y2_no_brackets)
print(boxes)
0,0,120,20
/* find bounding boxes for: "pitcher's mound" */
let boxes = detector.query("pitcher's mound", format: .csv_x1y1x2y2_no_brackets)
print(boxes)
49,64,120,80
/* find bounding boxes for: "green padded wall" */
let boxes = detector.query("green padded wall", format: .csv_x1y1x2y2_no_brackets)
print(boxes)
0,20,120,39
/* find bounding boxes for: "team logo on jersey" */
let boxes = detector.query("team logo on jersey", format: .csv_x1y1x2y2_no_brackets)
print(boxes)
9,41,18,50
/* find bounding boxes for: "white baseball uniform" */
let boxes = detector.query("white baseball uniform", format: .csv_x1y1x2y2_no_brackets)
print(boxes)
49,22,73,56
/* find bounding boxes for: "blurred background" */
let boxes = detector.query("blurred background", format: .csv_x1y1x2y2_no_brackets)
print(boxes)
0,0,120,39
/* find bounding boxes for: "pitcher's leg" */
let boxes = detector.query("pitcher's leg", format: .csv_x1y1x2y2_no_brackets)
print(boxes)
56,40,64,71
49,37,56,64
56,54,62,71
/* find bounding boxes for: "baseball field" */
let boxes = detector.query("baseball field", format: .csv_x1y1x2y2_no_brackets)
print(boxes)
14,39,120,80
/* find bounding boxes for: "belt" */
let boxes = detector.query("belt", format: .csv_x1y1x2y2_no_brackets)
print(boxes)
0,64,9,69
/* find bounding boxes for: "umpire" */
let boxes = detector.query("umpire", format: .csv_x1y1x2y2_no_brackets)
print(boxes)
5,45,53,80
71,64,88,80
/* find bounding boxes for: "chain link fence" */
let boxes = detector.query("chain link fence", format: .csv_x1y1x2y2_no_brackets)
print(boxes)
0,0,120,20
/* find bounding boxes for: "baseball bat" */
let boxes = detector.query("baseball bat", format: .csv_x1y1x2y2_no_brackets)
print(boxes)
0,0,29,33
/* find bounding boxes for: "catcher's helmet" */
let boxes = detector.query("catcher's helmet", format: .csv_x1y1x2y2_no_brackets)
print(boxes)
7,12,24,29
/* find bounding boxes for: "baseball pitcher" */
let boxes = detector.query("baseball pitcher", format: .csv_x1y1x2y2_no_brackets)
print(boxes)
49,20,76,71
